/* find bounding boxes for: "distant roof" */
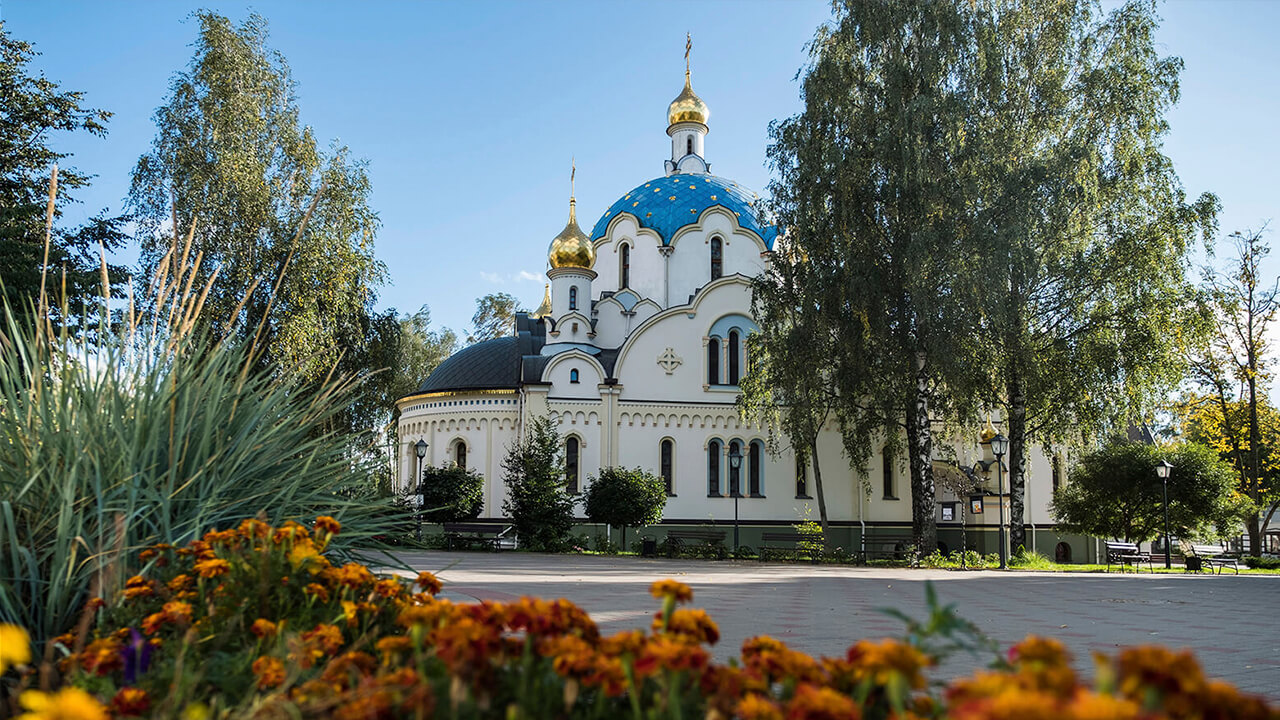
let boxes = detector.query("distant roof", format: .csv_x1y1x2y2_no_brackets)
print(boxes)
589,173,777,248
416,336,521,394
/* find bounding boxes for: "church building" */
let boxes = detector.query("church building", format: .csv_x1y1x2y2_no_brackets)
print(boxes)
395,50,1075,559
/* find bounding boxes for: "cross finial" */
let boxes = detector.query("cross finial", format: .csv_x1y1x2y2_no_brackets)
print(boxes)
570,157,576,199
685,33,692,80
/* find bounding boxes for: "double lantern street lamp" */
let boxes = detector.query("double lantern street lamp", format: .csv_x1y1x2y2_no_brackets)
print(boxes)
728,445,743,551
972,432,1009,570
414,439,428,542
1157,459,1173,569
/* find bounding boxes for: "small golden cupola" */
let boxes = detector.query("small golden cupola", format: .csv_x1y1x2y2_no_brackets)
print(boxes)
667,34,710,128
548,164,595,269
531,284,552,318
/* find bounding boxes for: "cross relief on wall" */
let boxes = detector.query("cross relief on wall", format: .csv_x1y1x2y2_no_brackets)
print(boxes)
657,347,683,374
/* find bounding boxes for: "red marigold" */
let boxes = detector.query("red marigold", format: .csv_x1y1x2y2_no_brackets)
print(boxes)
251,619,278,639
253,655,286,689
314,516,342,536
80,637,123,676
414,571,442,595
303,623,345,655
109,688,150,716
304,583,330,603
375,578,405,599
649,579,694,603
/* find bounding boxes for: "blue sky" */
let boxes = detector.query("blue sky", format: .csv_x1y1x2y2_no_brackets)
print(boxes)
4,1,1277,339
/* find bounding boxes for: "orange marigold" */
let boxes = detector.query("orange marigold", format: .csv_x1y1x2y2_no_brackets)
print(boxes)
251,619,278,639
122,575,155,600
784,683,860,720
110,688,150,716
659,608,720,645
375,578,405,599
314,516,342,536
303,623,345,655
237,518,272,540
415,571,442,595
633,635,709,677
304,583,330,603
326,562,375,589
166,574,194,593
193,558,230,578
252,655,286,690
162,601,193,625
846,639,932,689
649,579,694,603
736,693,784,720
80,637,123,676
375,636,413,656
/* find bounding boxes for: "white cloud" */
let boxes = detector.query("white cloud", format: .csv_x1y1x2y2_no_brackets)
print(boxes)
480,270,543,284
516,270,542,282
478,271,502,283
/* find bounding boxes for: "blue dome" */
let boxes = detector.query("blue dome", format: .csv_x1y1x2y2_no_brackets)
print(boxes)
589,174,778,248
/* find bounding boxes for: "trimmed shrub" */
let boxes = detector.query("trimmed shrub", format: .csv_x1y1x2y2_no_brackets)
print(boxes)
416,464,484,524
582,466,667,549
501,415,575,551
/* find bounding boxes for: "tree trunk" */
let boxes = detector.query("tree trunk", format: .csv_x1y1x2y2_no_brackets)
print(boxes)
1007,372,1028,555
810,435,830,536
907,352,937,555
1248,362,1263,557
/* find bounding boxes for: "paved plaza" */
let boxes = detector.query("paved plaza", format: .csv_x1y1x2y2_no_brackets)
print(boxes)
387,550,1280,699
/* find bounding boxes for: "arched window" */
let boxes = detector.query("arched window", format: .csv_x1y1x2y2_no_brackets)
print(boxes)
749,441,763,496
569,369,580,384
795,456,808,498
566,437,580,494
710,237,723,280
454,440,467,471
882,447,897,499
660,439,674,495
728,440,743,496
707,338,720,385
620,244,630,288
728,330,741,385
707,440,721,496
686,136,693,155
569,286,578,310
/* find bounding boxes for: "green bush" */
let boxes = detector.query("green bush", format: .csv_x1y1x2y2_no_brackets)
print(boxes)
0,304,401,649
500,415,575,551
582,466,667,549
416,464,484,524
1244,556,1280,570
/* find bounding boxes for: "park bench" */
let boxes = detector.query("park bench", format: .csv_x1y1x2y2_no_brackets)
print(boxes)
1104,541,1152,573
759,530,822,562
1187,543,1241,575
441,523,510,551
665,529,727,558
861,535,917,564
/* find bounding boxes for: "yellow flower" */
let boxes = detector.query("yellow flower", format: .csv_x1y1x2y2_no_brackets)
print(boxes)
16,688,108,720
0,624,32,674
289,542,321,571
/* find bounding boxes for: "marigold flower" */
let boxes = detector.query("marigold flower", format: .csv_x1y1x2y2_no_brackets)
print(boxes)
783,683,860,720
251,619,278,639
342,600,360,628
325,562,375,589
109,688,150,716
252,656,286,690
600,629,647,657
846,639,931,690
375,578,405,598
304,583,330,603
288,542,322,572
167,574,194,593
16,687,108,720
193,558,230,578
736,693,784,720
122,576,155,600
414,571,442,595
141,612,166,636
1009,635,1070,668
80,637,123,676
333,690,393,720
1064,690,1140,720
375,636,413,656
659,608,720,645
163,601,193,625
314,516,341,536
634,635,709,677
303,623,345,655
649,579,694,603
237,518,271,540
1113,645,1206,700
0,624,31,676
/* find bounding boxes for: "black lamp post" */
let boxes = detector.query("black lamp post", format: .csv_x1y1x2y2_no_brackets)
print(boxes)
1157,459,1173,569
415,439,428,542
728,445,743,551
990,432,1009,569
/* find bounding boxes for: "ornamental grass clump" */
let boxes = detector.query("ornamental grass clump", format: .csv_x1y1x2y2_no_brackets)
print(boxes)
3,516,1273,720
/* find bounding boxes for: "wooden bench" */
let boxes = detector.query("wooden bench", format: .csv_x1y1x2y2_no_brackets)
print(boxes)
1187,543,1241,575
1104,541,1152,573
759,530,822,562
861,535,917,563
441,523,509,551
665,529,727,558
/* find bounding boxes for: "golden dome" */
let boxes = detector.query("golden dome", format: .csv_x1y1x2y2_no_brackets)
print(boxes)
667,71,710,127
532,284,552,318
979,417,998,443
548,198,595,269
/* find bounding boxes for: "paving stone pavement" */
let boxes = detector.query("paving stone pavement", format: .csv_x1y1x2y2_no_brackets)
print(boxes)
385,550,1280,700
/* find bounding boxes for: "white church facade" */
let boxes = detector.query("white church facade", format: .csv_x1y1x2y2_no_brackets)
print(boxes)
395,55,1080,559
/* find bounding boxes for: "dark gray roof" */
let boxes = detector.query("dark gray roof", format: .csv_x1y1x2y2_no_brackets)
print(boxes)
416,336,521,393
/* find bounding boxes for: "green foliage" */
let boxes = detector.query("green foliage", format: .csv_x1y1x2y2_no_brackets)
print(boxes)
416,464,484,524
468,292,525,344
1244,557,1280,570
880,581,1004,669
0,23,128,338
0,303,402,649
501,416,575,552
1051,440,1239,543
582,466,667,546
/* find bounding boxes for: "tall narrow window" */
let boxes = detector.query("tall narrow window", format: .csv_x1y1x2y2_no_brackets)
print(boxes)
660,439,674,495
707,440,721,496
1052,456,1061,493
710,237,723,280
569,369,580,384
620,244,630,288
566,437,580,494
686,136,693,155
455,441,467,471
707,338,720,385
728,330,741,385
749,441,763,496
569,286,577,310
796,456,808,498
729,440,742,496
882,447,896,499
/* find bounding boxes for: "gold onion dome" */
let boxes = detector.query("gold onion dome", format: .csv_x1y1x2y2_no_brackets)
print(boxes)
532,284,552,318
979,417,998,443
548,198,595,269
668,71,710,127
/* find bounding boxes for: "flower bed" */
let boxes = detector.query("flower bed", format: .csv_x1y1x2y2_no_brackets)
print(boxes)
2,517,1274,720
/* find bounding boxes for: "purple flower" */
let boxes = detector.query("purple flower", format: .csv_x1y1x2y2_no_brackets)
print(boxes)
121,627,152,684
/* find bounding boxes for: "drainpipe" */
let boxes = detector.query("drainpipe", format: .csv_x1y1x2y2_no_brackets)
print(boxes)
858,474,866,559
